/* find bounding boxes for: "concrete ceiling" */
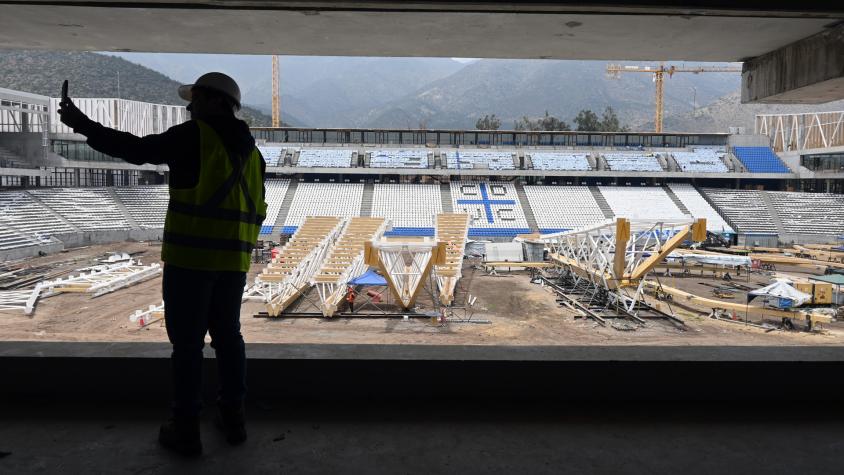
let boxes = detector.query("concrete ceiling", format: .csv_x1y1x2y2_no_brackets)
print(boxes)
0,2,841,61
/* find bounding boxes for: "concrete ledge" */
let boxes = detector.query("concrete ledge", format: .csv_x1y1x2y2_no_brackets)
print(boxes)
3,342,844,402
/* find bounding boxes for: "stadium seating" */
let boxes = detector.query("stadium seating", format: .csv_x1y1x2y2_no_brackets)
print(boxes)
523,186,606,233
112,186,169,229
767,191,844,237
444,150,515,170
371,183,441,229
297,149,353,168
257,146,284,166
602,152,664,172
450,181,530,235
667,184,734,233
259,179,291,235
671,149,729,173
598,186,688,221
283,182,364,227
732,147,791,173
28,188,131,231
0,228,47,251
370,150,429,169
529,152,591,171
0,191,76,236
701,188,779,234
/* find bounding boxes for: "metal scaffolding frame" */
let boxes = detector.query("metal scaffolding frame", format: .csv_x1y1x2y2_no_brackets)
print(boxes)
539,217,705,324
41,259,161,298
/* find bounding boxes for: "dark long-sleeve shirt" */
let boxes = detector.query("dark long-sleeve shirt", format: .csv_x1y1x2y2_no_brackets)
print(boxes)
76,115,265,189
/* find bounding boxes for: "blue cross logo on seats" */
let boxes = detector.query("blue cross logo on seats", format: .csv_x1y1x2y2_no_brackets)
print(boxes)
456,183,517,224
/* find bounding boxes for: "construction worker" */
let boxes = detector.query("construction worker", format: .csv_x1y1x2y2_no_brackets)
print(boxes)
58,73,267,456
346,285,356,313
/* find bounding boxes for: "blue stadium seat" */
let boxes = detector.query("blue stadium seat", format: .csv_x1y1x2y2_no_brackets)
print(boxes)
733,147,790,173
384,227,436,237
259,225,274,235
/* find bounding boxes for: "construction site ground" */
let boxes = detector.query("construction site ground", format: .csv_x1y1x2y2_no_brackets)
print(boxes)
2,241,844,346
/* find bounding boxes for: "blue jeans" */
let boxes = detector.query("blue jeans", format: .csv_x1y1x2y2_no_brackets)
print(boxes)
162,264,247,418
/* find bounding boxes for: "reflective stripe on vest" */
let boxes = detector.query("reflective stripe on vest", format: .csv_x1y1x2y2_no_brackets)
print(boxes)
162,119,267,272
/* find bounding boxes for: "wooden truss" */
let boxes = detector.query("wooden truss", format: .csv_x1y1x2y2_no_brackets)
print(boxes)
41,259,162,298
244,216,344,316
313,217,387,317
433,213,470,306
365,237,445,310
756,110,844,152
0,283,44,315
540,218,706,315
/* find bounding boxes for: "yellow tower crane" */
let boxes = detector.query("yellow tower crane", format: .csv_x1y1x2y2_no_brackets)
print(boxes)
271,55,281,127
605,63,741,133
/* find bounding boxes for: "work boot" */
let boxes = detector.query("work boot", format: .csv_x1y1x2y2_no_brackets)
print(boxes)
158,416,202,457
215,403,247,445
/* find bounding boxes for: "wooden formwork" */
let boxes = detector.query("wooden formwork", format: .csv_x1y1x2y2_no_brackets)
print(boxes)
434,213,471,305
313,217,387,317
245,216,344,316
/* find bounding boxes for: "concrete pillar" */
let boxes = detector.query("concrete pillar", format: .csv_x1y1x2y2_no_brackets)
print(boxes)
742,24,844,104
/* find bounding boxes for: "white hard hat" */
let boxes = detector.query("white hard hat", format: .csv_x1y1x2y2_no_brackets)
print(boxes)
178,72,241,110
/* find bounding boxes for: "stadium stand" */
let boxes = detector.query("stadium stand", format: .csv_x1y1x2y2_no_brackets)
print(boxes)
602,152,664,172
0,191,76,236
701,188,779,234
767,191,844,237
667,184,734,233
260,179,291,235
297,149,353,168
529,152,591,171
523,186,606,233
450,181,530,235
732,147,791,173
671,149,729,173
370,150,429,169
599,186,688,220
112,186,169,229
28,188,131,231
257,145,284,166
0,228,45,251
282,182,364,228
371,183,441,235
444,150,515,170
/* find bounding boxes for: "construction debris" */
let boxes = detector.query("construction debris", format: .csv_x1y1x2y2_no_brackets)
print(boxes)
42,259,161,298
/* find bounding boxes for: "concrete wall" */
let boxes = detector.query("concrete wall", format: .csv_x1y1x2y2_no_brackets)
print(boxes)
0,240,64,262
727,134,770,148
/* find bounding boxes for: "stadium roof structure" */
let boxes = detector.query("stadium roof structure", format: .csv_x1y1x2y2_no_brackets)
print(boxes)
0,1,842,102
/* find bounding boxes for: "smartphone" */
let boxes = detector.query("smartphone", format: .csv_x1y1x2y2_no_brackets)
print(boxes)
61,80,68,102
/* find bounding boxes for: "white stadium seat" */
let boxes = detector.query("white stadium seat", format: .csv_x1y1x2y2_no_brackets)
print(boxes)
672,149,729,173
297,149,353,168
283,182,364,227
767,191,844,236
524,186,606,231
701,188,779,234
529,152,591,171
257,146,284,166
113,186,169,228
602,152,664,172
28,188,130,231
444,150,515,170
598,186,687,221
667,184,733,233
370,150,428,169
371,183,441,228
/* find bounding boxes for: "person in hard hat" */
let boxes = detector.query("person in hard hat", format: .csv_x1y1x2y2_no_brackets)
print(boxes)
58,72,267,456
346,285,356,313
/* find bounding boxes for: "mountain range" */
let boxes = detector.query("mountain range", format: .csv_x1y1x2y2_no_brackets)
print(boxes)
4,50,842,134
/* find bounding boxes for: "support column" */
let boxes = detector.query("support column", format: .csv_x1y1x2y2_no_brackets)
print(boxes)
742,24,844,104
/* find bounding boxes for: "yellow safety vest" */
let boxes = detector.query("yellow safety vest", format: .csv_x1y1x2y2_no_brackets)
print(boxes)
162,119,267,272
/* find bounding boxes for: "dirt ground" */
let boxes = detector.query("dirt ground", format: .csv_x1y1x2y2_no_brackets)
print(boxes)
1,241,843,346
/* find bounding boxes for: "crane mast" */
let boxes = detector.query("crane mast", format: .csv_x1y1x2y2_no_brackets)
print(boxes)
271,55,281,128
606,62,741,133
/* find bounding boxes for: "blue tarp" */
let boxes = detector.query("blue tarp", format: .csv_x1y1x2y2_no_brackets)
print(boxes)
349,269,387,286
